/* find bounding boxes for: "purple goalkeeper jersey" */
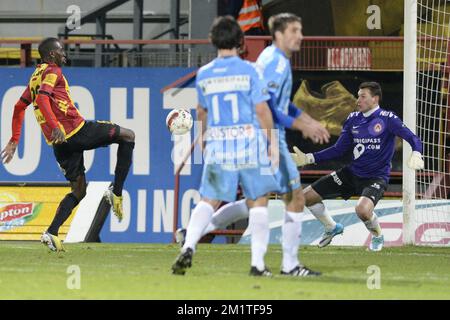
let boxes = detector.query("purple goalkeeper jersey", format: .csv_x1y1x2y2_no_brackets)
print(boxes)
313,107,423,182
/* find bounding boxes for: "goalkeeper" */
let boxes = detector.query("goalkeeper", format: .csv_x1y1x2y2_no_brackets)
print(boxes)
291,81,424,251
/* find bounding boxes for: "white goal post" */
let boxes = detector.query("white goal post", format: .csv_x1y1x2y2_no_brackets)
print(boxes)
403,0,450,246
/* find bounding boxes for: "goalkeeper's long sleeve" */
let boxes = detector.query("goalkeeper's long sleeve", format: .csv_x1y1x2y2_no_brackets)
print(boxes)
313,117,353,163
388,115,423,153
309,107,420,183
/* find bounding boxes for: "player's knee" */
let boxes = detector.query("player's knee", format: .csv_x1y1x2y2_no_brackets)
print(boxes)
305,198,315,207
128,129,135,143
355,203,371,220
77,188,87,201
118,127,135,143
72,184,87,200
290,189,305,212
303,186,323,207
125,128,135,143
304,187,319,207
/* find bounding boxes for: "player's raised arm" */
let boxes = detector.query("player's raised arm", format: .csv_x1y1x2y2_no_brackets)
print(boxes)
1,86,32,164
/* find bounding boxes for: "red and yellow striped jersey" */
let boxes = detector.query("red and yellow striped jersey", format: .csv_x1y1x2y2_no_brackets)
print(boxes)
20,63,85,144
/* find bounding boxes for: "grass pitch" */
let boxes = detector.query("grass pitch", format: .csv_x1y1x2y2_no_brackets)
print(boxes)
0,242,449,299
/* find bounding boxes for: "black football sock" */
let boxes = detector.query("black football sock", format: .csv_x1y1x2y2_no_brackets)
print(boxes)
47,193,80,236
113,141,135,196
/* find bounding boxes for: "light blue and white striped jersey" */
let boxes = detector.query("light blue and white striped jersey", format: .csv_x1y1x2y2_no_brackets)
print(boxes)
256,45,292,145
196,55,270,166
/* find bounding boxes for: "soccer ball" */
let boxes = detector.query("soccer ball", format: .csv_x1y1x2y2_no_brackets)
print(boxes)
165,108,193,135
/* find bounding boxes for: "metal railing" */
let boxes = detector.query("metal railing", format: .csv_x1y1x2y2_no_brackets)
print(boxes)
0,36,407,70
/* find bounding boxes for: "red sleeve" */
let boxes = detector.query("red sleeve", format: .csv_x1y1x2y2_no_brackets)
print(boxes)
36,94,59,129
10,86,32,144
39,65,61,95
36,65,60,130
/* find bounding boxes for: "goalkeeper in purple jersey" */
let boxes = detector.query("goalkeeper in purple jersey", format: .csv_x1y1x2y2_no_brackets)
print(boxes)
291,81,424,251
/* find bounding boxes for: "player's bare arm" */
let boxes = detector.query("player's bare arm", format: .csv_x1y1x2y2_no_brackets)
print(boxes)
292,112,330,144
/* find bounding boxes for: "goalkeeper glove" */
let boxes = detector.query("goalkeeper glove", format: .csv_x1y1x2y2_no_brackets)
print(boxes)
291,146,315,167
408,151,424,170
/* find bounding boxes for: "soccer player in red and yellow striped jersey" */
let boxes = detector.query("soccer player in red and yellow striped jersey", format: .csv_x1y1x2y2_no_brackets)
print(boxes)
1,38,135,252
19,57,85,145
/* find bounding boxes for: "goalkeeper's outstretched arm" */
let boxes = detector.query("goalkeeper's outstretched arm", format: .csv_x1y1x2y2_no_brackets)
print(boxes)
291,116,354,167
388,115,424,170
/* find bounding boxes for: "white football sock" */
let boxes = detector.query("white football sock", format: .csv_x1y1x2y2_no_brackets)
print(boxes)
282,211,303,273
308,202,336,231
363,212,382,237
202,199,249,236
202,222,216,236
183,201,214,252
249,207,269,271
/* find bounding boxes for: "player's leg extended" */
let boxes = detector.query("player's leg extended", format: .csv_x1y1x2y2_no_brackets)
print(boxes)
43,174,87,252
201,199,249,236
307,170,350,247
356,196,383,251
304,185,343,248
75,121,134,221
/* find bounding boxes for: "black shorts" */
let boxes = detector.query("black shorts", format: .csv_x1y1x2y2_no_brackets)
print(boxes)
310,166,387,206
53,121,120,182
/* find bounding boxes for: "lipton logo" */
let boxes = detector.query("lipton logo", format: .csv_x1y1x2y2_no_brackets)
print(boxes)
0,203,33,223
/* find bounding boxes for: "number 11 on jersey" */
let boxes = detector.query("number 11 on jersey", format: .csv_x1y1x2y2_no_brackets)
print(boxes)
212,93,239,124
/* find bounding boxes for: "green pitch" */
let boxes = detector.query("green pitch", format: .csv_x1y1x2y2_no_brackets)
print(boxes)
0,242,449,299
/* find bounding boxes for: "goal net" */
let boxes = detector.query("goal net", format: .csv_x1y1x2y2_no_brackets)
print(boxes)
403,0,450,246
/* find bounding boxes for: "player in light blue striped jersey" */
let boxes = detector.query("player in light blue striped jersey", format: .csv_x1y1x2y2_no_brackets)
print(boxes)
172,16,280,277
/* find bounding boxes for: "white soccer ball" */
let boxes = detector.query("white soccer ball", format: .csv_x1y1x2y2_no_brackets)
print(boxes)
165,108,193,135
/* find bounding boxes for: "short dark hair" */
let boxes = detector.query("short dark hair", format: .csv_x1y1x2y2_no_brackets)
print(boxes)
38,37,60,60
268,13,302,40
359,82,382,101
209,16,243,50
